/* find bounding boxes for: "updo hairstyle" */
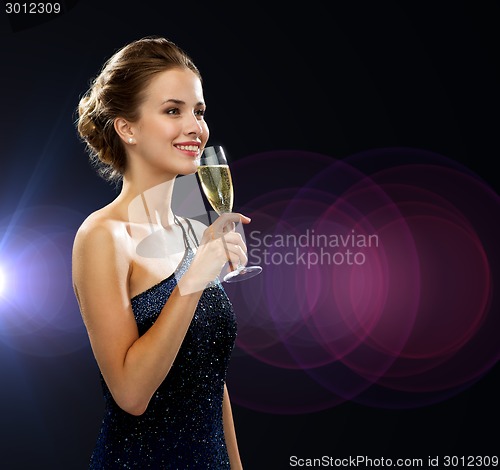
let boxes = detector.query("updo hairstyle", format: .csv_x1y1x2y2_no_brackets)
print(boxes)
76,36,201,181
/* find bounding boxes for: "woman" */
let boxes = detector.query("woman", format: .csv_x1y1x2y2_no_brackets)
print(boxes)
73,36,247,469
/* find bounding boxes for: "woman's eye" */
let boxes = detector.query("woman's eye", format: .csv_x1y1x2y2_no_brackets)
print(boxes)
165,108,180,115
195,109,206,117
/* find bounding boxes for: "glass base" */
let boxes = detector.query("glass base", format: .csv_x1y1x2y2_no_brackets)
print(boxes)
223,265,263,283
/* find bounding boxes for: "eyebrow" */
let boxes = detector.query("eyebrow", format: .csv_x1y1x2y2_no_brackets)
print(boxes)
161,99,205,107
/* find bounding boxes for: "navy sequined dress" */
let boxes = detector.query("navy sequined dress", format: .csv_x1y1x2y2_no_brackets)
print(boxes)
89,218,237,469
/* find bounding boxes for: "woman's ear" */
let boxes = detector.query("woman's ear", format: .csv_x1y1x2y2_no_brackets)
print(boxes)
114,118,136,144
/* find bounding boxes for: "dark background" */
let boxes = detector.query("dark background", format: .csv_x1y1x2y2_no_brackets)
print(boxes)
0,1,498,469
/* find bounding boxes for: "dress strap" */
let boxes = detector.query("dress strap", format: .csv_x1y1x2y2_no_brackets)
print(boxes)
173,215,200,250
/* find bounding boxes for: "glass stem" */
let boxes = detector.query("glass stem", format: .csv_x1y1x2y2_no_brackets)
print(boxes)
219,232,236,272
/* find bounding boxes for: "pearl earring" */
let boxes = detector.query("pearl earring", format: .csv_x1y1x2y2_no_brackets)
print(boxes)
128,137,135,144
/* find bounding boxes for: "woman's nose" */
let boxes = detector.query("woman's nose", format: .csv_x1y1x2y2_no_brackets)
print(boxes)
185,113,204,136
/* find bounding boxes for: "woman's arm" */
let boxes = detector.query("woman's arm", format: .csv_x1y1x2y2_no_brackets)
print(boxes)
73,218,199,415
73,213,249,416
223,384,243,469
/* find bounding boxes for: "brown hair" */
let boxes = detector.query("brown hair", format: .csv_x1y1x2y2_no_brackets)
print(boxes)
76,36,201,181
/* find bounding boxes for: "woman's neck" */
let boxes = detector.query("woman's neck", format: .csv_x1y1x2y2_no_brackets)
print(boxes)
118,174,177,228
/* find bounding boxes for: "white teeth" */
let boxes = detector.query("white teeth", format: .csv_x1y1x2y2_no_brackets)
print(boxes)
176,145,198,152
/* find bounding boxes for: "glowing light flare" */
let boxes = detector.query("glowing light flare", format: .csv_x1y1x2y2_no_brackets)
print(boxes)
0,263,6,297
226,149,500,413
0,205,89,357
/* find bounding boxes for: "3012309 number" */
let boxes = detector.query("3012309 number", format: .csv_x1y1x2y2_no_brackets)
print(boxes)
5,3,61,14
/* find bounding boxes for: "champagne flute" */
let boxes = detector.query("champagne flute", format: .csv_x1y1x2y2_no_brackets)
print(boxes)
197,145,262,282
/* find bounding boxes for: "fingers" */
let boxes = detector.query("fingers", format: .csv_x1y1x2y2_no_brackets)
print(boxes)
203,230,247,267
221,232,248,266
198,213,251,270
205,213,251,241
211,213,251,235
183,214,252,291
218,212,251,224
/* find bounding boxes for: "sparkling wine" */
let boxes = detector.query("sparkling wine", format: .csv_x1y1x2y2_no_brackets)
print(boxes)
197,164,234,214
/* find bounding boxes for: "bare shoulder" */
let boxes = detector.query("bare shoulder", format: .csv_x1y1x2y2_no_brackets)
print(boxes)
74,208,123,253
72,206,132,284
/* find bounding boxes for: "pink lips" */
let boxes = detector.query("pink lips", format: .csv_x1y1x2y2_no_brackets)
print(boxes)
174,142,200,155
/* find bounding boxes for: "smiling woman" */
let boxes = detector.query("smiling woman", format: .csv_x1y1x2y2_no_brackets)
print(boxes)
115,67,208,180
77,37,205,182
73,36,248,469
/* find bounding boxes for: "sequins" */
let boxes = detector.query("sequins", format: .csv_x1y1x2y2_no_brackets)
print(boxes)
89,248,237,469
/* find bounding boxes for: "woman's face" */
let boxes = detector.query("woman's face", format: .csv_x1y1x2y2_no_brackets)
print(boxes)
128,68,209,178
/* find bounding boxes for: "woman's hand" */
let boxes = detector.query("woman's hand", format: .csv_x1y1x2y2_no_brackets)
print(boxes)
179,213,251,294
